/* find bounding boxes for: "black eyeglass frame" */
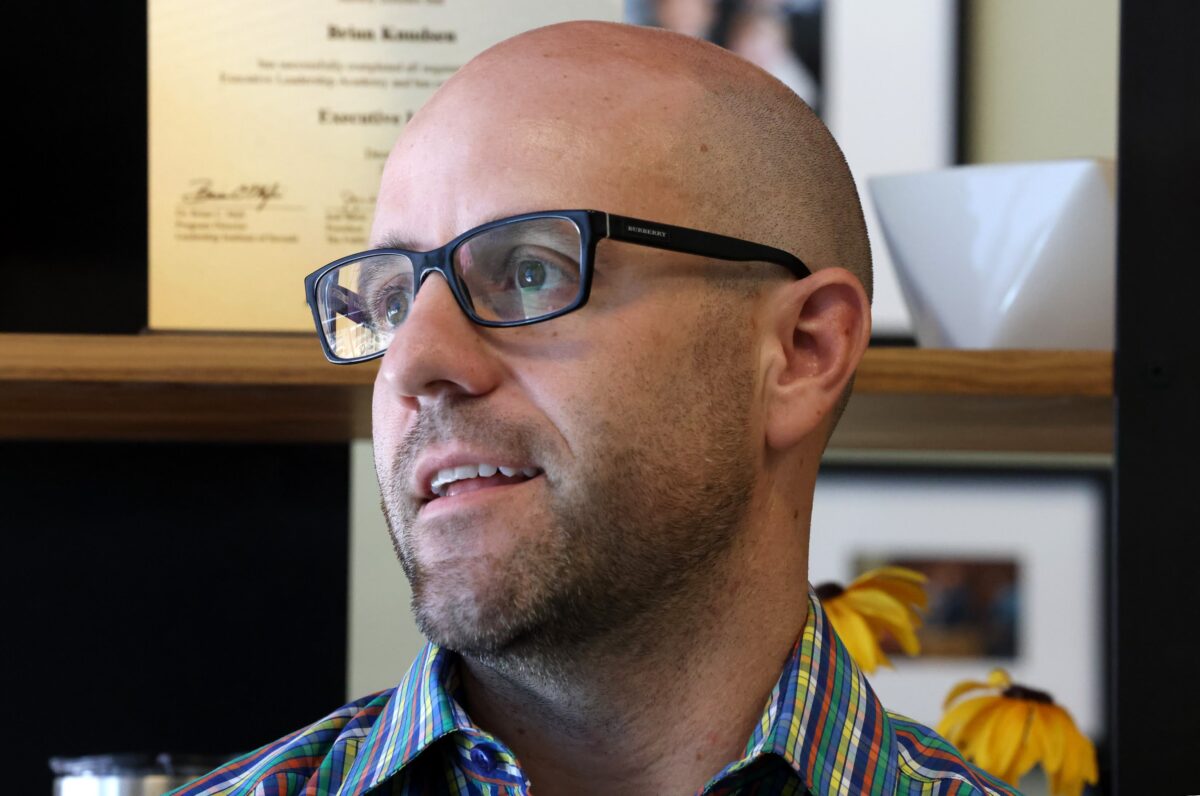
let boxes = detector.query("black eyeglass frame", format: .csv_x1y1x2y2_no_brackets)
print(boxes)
303,209,812,364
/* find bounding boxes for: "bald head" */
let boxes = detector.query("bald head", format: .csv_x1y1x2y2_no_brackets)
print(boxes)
377,21,871,302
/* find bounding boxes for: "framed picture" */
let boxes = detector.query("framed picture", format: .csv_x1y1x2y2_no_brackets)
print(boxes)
624,0,959,337
809,467,1106,736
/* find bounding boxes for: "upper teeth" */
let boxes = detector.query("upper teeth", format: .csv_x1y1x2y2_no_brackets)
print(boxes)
430,463,540,497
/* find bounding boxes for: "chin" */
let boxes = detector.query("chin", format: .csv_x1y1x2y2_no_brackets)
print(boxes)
409,560,539,655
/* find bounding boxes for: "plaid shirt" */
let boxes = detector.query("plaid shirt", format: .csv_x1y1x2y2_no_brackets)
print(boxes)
172,592,1021,796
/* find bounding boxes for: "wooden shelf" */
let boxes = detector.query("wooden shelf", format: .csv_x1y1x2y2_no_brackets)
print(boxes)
835,348,1112,457
0,333,1112,454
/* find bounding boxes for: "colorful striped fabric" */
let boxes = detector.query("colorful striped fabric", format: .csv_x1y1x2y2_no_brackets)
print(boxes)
171,592,1022,795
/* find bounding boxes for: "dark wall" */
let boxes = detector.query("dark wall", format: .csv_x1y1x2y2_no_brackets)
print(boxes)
3,3,351,792
3,441,350,792
1113,0,1200,790
6,0,148,334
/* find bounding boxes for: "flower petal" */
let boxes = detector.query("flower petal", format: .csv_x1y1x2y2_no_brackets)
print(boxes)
959,696,1005,759
825,599,885,672
937,694,998,743
980,698,1031,777
844,589,922,654
886,580,930,610
1042,702,1067,772
1003,700,1045,785
1057,723,1084,796
852,565,928,585
942,678,995,710
986,668,1012,689
843,587,909,623
969,696,1013,774
1051,707,1098,796
1078,727,1099,784
850,568,930,610
1050,729,1086,796
990,701,1033,784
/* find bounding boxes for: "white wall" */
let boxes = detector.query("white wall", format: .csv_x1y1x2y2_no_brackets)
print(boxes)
966,0,1119,163
347,440,425,698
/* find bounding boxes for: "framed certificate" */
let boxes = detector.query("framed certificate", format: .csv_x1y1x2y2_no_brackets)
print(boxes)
149,0,621,331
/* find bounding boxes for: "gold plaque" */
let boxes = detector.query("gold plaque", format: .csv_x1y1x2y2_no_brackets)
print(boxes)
149,0,620,331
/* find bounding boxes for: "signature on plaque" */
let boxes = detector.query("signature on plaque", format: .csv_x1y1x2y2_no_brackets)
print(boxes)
181,178,283,211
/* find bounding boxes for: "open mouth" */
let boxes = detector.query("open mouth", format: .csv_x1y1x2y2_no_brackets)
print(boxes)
429,463,543,499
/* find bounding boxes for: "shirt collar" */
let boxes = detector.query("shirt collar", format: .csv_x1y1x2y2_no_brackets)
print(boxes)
746,589,901,795
349,589,900,796
342,641,470,794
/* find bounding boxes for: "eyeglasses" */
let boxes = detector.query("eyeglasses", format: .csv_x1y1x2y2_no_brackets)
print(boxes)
304,209,811,364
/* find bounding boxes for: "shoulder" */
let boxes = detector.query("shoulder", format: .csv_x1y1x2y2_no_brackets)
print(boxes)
886,712,1024,796
168,690,393,796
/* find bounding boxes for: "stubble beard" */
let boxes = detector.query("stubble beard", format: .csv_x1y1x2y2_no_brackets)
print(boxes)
379,319,758,677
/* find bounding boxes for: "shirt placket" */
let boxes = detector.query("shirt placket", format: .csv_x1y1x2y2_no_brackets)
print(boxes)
452,731,530,796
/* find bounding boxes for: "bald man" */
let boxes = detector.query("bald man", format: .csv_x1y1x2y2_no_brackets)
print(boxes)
175,22,1020,796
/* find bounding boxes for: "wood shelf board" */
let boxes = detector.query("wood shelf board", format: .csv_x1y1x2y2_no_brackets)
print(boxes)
830,393,1113,455
0,333,1112,394
0,332,373,387
853,348,1112,396
0,381,373,443
0,334,1113,451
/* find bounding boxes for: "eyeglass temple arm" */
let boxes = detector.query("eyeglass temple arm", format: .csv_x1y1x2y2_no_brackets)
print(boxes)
323,282,362,320
604,213,811,279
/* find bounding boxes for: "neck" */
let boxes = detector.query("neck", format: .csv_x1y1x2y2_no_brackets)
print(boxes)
459,495,811,796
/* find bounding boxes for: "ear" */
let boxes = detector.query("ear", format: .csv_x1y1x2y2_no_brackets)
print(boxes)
761,267,871,451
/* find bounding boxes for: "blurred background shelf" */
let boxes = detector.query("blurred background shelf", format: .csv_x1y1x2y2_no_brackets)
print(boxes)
0,333,1113,456
837,348,1112,462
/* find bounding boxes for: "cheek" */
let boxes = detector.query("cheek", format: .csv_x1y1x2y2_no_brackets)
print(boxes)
517,325,692,448
372,377,408,460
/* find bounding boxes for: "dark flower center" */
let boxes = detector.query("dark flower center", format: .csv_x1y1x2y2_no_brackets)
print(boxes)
814,582,845,601
1002,684,1055,704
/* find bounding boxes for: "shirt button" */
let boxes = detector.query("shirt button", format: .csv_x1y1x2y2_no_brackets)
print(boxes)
469,746,496,774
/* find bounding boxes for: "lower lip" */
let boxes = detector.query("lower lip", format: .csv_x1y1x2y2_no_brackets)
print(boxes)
419,473,543,517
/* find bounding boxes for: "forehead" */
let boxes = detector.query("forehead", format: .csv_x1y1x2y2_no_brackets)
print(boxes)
369,56,711,250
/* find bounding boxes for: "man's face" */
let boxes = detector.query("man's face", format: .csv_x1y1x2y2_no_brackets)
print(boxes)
370,54,766,659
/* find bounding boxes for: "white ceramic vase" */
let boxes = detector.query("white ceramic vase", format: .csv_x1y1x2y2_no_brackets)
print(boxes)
868,159,1115,349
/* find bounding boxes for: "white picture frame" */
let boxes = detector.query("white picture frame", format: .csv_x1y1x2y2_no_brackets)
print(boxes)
824,0,958,337
809,468,1105,736
625,0,958,336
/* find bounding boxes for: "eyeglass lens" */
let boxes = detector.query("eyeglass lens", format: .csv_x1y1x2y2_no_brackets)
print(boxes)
315,216,584,360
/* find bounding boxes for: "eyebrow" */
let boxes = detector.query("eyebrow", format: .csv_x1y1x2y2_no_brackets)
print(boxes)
371,211,523,251
372,231,419,251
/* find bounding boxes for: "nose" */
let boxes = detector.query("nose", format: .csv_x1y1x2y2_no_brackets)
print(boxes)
374,272,503,410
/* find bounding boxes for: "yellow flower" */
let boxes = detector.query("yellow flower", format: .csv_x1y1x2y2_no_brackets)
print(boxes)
938,668,1099,796
815,566,928,673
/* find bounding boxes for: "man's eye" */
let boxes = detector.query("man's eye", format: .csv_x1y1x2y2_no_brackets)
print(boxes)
505,252,575,293
515,258,549,289
380,290,410,328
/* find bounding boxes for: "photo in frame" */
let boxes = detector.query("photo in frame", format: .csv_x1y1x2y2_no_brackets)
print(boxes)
809,467,1106,736
854,553,1020,660
624,0,959,337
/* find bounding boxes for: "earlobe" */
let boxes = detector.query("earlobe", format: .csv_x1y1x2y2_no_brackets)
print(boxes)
762,267,871,451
